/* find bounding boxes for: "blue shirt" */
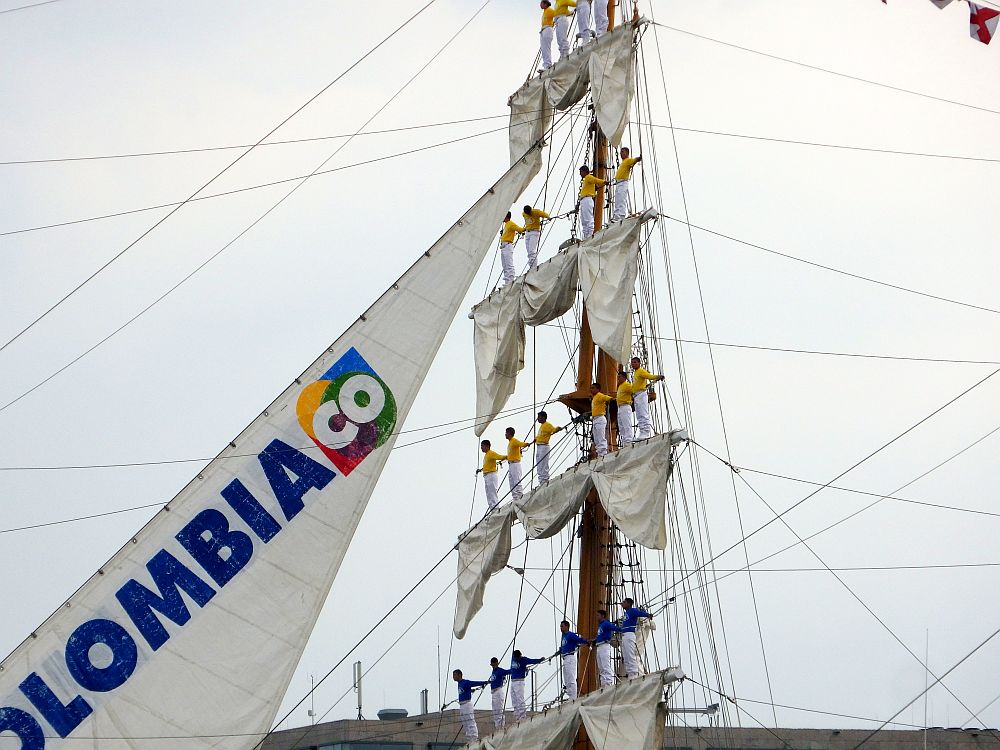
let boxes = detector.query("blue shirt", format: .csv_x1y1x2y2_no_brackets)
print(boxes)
595,619,622,644
560,630,589,655
622,607,652,633
509,655,544,680
457,678,488,702
489,667,509,690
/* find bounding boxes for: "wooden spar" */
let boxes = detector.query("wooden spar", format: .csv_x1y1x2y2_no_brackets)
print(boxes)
568,3,619,748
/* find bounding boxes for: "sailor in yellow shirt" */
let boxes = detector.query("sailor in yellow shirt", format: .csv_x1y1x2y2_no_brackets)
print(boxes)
577,165,606,239
615,370,636,445
505,427,532,501
539,1,557,71
534,410,563,483
521,204,550,272
630,356,665,439
589,382,613,457
499,211,524,286
612,147,642,221
477,439,506,510
553,0,576,59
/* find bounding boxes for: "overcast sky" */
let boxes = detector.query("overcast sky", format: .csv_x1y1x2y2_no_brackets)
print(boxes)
2,0,1000,743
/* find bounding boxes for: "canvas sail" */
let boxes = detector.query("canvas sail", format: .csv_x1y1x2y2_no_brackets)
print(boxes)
507,21,643,163
0,147,542,750
455,434,676,637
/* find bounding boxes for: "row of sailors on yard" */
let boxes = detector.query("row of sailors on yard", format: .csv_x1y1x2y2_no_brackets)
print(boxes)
451,600,654,740
477,357,664,509
498,150,642,285
538,0,606,71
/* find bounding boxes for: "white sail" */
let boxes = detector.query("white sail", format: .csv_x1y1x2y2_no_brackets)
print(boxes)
512,464,590,539
473,279,527,439
455,433,677,637
507,21,643,163
588,22,638,145
472,699,581,750
578,209,655,364
591,436,673,550
578,669,681,750
0,147,541,750
468,668,683,750
453,506,515,641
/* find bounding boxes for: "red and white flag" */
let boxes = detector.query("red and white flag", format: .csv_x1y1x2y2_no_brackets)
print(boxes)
928,0,954,8
969,2,1000,43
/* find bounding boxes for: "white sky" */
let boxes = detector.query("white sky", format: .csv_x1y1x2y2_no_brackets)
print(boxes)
2,0,1000,742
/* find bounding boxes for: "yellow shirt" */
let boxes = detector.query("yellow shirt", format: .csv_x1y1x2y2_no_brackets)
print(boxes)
541,6,557,27
522,208,550,232
500,219,524,244
554,0,577,16
535,421,562,445
591,392,613,417
482,449,505,474
579,174,605,198
615,157,640,181
507,438,530,462
616,380,635,406
632,367,662,391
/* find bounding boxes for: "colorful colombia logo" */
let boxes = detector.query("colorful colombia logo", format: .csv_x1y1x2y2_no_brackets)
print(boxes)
296,347,397,476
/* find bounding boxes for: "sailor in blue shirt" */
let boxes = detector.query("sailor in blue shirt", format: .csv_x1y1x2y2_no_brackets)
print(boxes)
452,669,488,740
593,609,622,687
488,656,510,729
509,649,544,721
559,620,590,700
620,597,653,678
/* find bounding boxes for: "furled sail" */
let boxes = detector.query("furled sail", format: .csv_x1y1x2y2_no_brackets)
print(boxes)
579,208,656,364
0,147,542,750
455,433,679,638
466,668,684,750
473,211,656,436
453,506,516,641
507,20,644,165
473,247,578,436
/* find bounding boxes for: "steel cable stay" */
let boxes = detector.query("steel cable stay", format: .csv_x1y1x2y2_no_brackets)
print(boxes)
0,0,446,355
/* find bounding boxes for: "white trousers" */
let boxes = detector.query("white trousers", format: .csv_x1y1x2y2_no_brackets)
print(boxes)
579,196,595,239
592,414,608,457
594,0,608,37
621,631,640,678
562,652,578,700
596,642,614,687
508,460,524,501
540,26,554,69
524,229,540,270
576,0,593,38
511,679,528,721
484,471,500,509
491,687,505,729
555,15,570,57
460,700,479,739
633,388,652,439
617,402,634,444
500,241,515,285
536,443,551,484
613,179,630,220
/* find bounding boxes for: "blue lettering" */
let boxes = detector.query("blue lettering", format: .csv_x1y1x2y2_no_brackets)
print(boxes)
176,509,253,587
65,619,138,693
258,439,335,522
19,672,91,738
0,706,44,749
116,550,216,651
221,479,281,543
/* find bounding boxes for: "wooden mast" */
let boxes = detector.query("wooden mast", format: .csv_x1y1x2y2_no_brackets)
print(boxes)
558,3,620,747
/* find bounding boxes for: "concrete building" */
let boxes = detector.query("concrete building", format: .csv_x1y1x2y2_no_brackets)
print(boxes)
261,714,999,750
